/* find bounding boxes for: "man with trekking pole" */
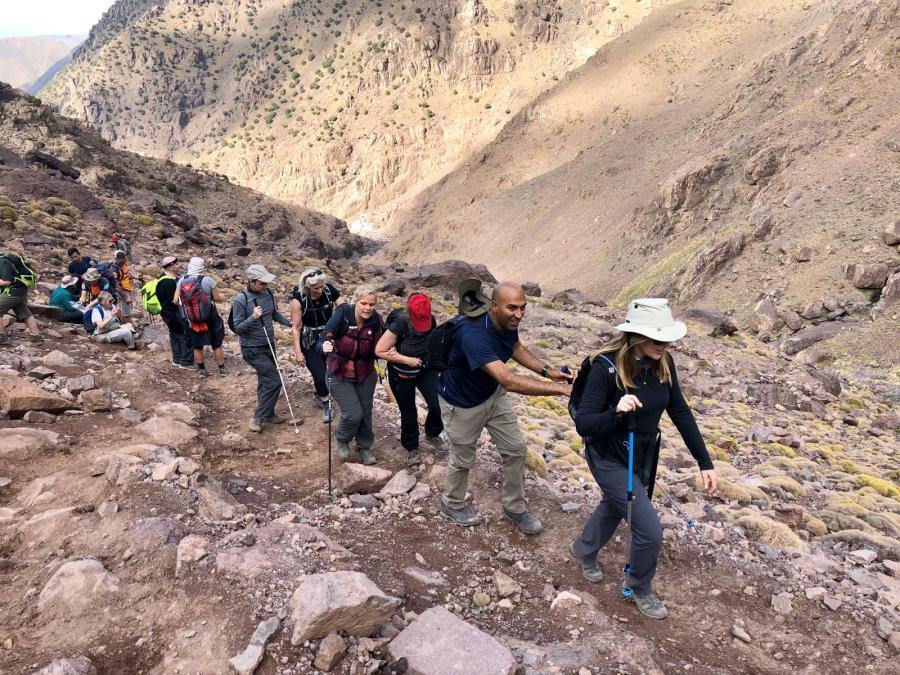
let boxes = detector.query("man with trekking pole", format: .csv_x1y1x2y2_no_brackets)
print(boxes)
230,264,297,433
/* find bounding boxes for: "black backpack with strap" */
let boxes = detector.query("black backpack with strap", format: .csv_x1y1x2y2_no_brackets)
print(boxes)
423,314,468,372
227,288,274,333
567,352,621,424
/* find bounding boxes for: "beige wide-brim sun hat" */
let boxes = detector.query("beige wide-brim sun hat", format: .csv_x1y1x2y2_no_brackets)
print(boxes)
615,298,687,342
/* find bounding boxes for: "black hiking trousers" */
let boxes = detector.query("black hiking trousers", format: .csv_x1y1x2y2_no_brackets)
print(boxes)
572,455,663,596
388,366,443,451
163,313,194,367
301,342,329,399
242,345,282,421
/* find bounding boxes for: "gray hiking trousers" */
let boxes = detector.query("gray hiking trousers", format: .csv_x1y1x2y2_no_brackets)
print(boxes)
327,370,377,450
92,326,135,348
242,345,282,421
572,457,663,595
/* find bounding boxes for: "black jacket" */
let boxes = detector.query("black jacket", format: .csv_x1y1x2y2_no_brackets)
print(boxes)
575,352,713,473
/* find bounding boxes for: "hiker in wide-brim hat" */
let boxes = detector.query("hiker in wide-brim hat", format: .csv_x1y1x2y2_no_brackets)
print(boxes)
569,297,718,620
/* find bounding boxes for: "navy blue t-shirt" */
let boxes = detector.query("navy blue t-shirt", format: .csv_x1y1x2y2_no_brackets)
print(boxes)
437,314,519,407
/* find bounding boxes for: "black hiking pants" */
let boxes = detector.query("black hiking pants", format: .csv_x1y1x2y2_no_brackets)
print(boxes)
388,366,443,451
242,345,282,421
572,456,663,595
58,309,83,324
301,343,329,398
163,313,194,367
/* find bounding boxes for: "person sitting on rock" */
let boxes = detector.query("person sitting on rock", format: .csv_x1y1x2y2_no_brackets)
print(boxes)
0,246,42,344
89,291,139,350
375,292,449,466
67,247,94,283
570,298,717,620
79,267,110,305
317,285,384,465
176,256,227,377
437,280,573,535
50,274,86,324
290,267,345,422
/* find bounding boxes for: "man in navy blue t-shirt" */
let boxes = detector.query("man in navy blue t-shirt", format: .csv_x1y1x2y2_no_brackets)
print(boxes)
437,280,573,535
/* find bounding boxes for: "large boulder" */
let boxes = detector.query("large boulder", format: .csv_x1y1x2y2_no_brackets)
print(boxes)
0,372,75,416
751,297,783,332
679,308,738,337
781,323,842,355
135,416,197,448
289,571,400,643
379,470,417,496
37,559,119,614
388,606,516,675
845,262,890,289
398,260,496,289
337,464,392,494
0,427,60,456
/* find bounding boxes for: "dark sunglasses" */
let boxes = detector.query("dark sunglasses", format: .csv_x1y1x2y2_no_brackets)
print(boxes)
651,339,670,346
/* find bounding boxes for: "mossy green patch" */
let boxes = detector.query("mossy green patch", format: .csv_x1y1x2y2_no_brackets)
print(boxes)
531,396,568,417
759,442,796,458
525,448,548,477
0,207,16,220
857,474,900,500
613,238,707,306
135,214,155,226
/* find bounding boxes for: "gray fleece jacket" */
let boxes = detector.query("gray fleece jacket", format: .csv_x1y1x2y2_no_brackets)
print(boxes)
231,287,291,348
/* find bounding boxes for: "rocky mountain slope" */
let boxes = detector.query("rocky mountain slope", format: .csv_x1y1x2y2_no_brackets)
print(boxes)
0,35,83,92
386,0,900,325
0,82,362,256
2,83,900,674
41,0,669,222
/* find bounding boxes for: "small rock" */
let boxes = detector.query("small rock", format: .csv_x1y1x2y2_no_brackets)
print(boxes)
348,493,380,509
848,549,878,564
27,366,56,380
64,374,96,395
731,625,752,643
793,247,814,262
24,410,57,424
36,656,97,675
177,535,212,575
41,350,76,369
229,617,280,675
771,592,793,615
550,590,582,611
313,632,346,672
888,631,900,654
497,598,514,610
560,502,580,513
472,591,491,607
805,586,827,601
337,464,392,494
875,616,894,640
97,501,118,518
0,477,11,489
493,570,521,598
380,469,417,496
884,220,900,246
822,595,843,611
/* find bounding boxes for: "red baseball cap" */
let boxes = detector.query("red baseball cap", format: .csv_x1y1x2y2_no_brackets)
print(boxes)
407,293,432,332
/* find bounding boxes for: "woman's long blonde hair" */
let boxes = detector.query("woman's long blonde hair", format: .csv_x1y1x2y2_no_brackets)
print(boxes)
593,332,672,391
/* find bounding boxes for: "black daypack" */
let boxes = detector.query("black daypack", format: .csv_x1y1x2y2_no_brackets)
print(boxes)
567,352,620,423
423,315,467,372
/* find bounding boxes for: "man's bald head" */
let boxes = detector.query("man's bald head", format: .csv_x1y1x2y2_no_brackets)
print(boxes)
490,281,527,331
492,281,526,304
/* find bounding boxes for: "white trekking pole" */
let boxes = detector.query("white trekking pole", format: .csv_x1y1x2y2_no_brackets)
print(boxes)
252,299,300,434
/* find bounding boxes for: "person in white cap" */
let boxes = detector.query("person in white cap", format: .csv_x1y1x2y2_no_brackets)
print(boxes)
176,256,226,377
569,298,718,620
231,263,292,432
49,274,86,323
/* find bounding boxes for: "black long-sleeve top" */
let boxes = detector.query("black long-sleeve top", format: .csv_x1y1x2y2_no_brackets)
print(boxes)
575,352,714,473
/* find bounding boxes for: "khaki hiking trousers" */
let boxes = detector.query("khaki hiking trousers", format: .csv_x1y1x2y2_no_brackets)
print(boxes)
439,386,529,514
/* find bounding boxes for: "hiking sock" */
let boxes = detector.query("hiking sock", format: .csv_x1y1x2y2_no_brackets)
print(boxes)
197,364,208,377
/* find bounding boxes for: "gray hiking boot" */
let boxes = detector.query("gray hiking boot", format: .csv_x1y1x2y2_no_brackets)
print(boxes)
632,592,669,620
405,448,422,466
357,447,376,465
321,405,333,423
503,509,544,535
568,541,603,583
439,503,481,527
425,433,451,453
248,417,262,433
336,440,351,459
264,414,286,425
0,331,9,344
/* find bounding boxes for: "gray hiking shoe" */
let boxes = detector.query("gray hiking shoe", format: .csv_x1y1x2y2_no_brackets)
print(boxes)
405,448,422,466
632,592,669,620
357,447,377,465
264,414,286,425
425,433,451,453
568,541,603,583
336,440,351,459
248,417,262,433
439,503,481,527
321,406,333,423
503,509,544,535
0,332,9,344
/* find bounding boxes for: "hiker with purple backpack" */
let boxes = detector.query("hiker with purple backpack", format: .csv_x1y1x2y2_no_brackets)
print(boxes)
176,256,227,377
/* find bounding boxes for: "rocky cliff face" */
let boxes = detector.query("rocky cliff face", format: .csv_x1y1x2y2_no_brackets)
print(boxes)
385,0,899,355
40,0,668,221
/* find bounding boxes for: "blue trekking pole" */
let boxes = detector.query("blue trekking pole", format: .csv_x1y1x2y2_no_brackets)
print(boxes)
622,411,637,598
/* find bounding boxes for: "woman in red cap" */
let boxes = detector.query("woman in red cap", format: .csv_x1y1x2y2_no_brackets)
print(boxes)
376,293,448,466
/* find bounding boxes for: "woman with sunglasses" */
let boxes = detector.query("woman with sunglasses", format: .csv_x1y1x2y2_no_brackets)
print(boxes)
569,298,717,620
291,267,344,421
